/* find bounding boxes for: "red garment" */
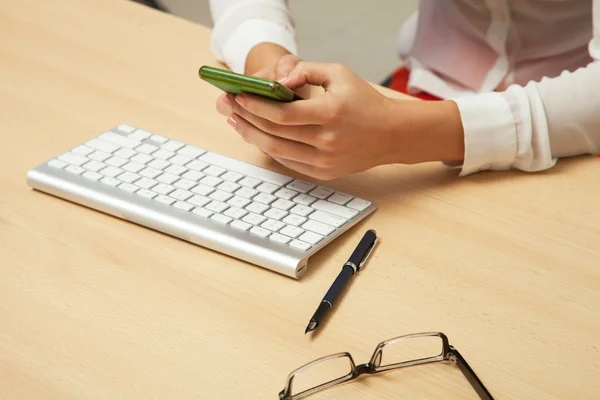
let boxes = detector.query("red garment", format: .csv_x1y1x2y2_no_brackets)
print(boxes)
388,67,440,101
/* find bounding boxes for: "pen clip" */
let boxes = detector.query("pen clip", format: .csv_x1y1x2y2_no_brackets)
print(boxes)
358,237,379,270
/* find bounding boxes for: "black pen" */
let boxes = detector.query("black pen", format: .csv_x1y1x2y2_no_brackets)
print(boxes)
305,229,379,334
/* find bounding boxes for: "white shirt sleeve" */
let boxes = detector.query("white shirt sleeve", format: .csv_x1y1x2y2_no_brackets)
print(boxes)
449,0,600,176
208,0,298,73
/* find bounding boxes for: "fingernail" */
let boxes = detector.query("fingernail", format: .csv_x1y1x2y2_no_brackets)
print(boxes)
227,115,237,129
278,75,288,83
235,95,245,106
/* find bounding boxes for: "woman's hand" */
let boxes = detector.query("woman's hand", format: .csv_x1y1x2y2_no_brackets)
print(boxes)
220,62,465,180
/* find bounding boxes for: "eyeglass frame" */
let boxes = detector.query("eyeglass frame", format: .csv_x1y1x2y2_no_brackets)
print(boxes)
279,332,494,400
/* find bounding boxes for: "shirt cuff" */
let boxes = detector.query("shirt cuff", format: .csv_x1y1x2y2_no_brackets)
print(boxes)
449,92,518,176
220,19,298,74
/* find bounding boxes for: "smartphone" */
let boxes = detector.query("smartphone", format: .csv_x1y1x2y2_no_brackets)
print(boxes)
198,65,301,102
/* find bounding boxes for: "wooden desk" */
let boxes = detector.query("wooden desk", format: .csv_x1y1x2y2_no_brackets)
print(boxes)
1,1,599,398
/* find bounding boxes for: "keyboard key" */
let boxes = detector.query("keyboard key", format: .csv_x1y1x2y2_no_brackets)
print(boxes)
149,134,168,144
264,208,288,220
269,233,291,244
155,195,175,205
250,226,271,238
257,182,279,194
170,154,192,166
302,220,335,236
136,143,158,154
88,151,111,162
274,188,298,200
128,128,151,139
261,219,285,232
254,193,277,205
105,156,128,167
162,140,185,152
204,165,226,177
280,225,304,238
58,152,88,166
137,189,157,199
235,187,258,199
72,145,94,156
135,178,158,189
272,199,295,211
328,192,353,205
152,183,175,195
186,160,209,171
156,173,179,185
289,240,311,251
227,196,252,209
217,181,241,193
200,176,223,187
130,153,153,164
117,172,141,184
346,198,372,212
177,145,205,158
147,159,170,170
65,165,85,175
182,170,205,182
118,183,139,193
174,179,196,191
230,220,252,231
153,149,175,160
170,189,193,201
287,180,315,193
100,132,141,149
100,177,120,187
312,200,359,219
122,162,145,173
86,138,119,153
299,231,324,245
282,214,307,227
117,124,136,133
83,161,106,172
82,171,102,181
210,190,233,202
239,177,261,188
115,148,137,159
191,184,214,196
99,166,123,178
221,171,244,182
290,205,314,217
188,195,211,207
174,201,194,212
139,167,162,179
245,202,269,214
199,152,292,186
165,164,188,176
309,210,347,228
211,214,232,224
293,194,317,206
309,187,334,199
242,213,267,226
192,207,213,218
224,207,248,220
205,201,229,213
48,159,68,169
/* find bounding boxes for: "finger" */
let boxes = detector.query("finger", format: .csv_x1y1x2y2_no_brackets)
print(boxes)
271,156,336,181
216,93,234,116
234,93,332,125
229,113,319,163
231,101,321,145
280,61,344,90
275,55,300,81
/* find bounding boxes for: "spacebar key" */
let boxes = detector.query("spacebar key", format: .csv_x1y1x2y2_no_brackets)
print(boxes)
198,152,293,186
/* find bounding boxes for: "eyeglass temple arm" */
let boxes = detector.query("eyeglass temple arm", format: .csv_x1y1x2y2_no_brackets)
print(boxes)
448,346,494,400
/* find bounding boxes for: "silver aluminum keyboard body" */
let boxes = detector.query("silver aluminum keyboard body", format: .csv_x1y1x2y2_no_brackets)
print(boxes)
26,125,376,279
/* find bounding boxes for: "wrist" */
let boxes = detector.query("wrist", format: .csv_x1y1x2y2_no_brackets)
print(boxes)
245,43,291,75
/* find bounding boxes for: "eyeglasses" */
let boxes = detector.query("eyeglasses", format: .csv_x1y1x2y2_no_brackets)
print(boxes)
279,332,494,400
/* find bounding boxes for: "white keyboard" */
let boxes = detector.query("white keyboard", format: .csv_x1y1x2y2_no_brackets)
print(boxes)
26,124,376,279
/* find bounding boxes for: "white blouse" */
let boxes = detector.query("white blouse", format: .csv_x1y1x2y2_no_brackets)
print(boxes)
209,0,600,176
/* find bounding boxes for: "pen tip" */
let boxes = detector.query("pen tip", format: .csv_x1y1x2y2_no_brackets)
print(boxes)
305,321,317,334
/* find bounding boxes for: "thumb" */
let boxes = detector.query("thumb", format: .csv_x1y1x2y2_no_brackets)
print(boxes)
274,55,300,81
279,61,336,90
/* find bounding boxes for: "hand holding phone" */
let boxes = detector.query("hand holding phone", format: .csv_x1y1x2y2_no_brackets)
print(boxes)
198,65,302,102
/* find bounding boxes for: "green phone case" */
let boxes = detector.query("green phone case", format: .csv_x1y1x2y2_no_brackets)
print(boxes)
198,65,300,102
